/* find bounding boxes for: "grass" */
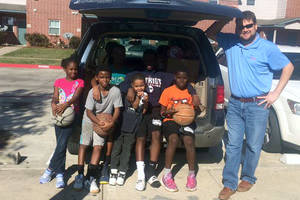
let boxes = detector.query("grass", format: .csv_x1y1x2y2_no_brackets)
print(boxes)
4,47,74,59
0,58,62,65
0,47,75,65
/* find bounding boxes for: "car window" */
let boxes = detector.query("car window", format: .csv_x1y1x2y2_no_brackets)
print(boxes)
90,35,202,74
128,45,155,52
273,52,300,80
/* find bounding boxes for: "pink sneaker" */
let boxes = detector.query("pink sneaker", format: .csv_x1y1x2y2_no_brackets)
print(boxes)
161,173,178,192
186,173,197,191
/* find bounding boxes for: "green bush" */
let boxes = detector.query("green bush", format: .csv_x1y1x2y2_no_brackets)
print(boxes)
25,33,49,47
69,36,81,49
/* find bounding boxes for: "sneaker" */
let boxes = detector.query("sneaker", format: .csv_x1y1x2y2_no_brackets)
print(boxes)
85,177,100,194
39,169,53,184
109,173,117,186
73,174,84,190
161,173,178,192
116,172,126,186
56,173,65,188
99,164,109,184
135,179,146,191
186,173,197,191
147,175,161,188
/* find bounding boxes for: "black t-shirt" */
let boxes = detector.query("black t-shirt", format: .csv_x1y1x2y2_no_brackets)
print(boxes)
120,71,196,108
120,98,144,134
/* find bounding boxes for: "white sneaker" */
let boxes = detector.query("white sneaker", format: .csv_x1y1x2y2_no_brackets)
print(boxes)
109,173,117,186
148,175,161,188
135,179,146,191
85,177,99,194
116,172,126,186
73,174,84,190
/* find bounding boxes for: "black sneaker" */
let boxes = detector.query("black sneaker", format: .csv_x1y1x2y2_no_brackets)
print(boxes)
99,164,109,184
147,175,161,188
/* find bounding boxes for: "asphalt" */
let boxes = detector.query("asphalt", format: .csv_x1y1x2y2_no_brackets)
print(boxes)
0,68,300,200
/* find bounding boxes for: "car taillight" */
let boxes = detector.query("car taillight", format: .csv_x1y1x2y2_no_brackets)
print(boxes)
215,85,224,110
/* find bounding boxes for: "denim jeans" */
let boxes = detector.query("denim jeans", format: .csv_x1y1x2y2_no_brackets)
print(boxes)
222,97,269,190
49,124,73,174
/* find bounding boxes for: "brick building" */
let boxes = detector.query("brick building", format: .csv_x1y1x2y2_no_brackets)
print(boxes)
2,0,300,46
26,0,83,46
0,1,26,45
194,0,239,34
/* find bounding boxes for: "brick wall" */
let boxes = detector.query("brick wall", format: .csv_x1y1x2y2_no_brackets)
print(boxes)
286,0,300,18
26,0,82,45
194,0,238,33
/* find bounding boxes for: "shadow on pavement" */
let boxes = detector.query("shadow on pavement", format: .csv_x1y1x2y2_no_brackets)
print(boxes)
50,165,90,200
125,141,224,180
0,89,51,150
170,142,224,177
49,181,90,200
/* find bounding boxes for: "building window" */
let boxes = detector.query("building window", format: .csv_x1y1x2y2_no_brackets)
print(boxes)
2,17,15,32
238,0,242,5
209,0,218,4
48,20,60,35
247,0,255,5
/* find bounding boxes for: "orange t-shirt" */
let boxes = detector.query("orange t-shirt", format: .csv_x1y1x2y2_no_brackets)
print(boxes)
159,85,193,122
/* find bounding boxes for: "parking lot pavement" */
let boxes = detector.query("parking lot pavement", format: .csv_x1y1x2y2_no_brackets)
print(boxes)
1,68,300,200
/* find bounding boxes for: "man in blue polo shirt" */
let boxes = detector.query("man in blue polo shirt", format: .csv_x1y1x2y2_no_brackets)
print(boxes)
206,11,294,200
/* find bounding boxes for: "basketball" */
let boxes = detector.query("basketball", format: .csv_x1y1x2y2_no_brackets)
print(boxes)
52,106,75,127
173,104,195,126
93,113,113,137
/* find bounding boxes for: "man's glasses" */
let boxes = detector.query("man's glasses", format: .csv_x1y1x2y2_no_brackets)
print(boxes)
238,23,254,30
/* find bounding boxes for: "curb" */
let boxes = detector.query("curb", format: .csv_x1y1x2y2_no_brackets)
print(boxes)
0,63,62,70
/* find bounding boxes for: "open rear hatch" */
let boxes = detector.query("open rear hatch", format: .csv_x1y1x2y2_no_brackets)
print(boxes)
70,0,242,26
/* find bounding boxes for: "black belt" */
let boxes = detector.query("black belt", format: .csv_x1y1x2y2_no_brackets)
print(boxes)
231,95,260,102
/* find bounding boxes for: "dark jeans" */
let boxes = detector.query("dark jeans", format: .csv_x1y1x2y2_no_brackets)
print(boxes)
49,124,73,174
110,133,135,173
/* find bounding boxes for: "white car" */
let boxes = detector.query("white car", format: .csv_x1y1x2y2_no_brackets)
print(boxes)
217,45,300,153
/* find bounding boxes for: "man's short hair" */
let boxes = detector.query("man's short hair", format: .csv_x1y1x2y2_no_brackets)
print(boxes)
174,67,190,77
236,10,257,25
95,65,112,75
131,73,145,83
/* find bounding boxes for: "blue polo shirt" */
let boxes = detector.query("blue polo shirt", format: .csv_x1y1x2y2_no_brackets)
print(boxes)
217,33,290,98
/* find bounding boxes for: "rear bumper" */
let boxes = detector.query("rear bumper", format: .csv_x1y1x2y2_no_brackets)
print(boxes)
194,126,225,148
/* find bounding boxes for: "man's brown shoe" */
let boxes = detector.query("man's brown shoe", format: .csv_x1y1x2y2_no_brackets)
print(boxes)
237,180,253,192
218,187,236,200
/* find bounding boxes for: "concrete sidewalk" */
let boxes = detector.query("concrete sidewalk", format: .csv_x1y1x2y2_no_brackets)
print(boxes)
0,45,24,56
1,68,300,200
0,151,300,200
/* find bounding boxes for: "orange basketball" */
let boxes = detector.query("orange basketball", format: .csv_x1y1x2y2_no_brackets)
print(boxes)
93,113,113,137
173,104,195,126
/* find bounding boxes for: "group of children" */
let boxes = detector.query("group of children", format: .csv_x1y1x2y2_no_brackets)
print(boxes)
40,43,201,194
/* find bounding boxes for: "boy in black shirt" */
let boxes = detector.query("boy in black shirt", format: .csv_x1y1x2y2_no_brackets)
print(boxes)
109,73,148,186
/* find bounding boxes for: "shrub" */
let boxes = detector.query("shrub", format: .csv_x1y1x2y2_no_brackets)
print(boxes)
25,33,49,47
69,36,81,49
